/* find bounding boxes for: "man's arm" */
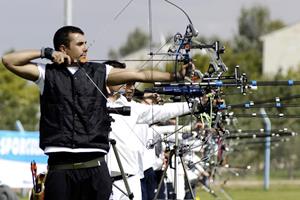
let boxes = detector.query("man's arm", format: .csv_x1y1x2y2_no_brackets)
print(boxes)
136,102,191,124
2,49,71,81
1,50,41,81
107,63,191,86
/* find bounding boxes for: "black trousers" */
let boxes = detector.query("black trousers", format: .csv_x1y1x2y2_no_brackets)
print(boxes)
154,170,166,199
141,167,156,200
44,152,112,200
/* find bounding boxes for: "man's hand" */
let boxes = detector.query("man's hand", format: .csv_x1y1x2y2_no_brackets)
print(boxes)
51,51,72,65
179,62,196,80
143,93,162,104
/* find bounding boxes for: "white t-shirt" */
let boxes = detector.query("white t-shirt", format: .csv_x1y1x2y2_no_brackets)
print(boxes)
107,95,191,177
35,63,112,154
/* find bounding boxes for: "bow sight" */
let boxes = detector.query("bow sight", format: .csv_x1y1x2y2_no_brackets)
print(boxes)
166,28,228,80
191,40,227,77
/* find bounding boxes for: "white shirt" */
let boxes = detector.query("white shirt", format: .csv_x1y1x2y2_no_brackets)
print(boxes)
35,63,112,154
107,96,191,177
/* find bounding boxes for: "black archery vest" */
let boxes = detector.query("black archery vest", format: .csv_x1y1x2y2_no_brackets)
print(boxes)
39,62,111,151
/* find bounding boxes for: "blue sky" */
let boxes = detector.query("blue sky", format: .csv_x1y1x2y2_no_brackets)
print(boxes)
1,0,300,59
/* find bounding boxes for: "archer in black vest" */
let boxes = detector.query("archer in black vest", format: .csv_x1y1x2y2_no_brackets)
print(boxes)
40,62,111,151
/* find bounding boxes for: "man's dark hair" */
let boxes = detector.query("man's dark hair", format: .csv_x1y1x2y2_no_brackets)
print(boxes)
53,26,84,51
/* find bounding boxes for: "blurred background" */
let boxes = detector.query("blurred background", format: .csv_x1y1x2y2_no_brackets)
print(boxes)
1,0,300,199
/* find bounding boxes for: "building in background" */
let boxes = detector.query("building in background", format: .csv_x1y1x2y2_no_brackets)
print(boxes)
261,22,300,76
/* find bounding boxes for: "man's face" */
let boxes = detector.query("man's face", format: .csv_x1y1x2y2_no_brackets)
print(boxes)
64,33,88,62
108,85,125,94
125,82,135,101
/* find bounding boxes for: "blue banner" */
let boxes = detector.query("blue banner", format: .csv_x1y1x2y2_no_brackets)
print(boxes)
0,130,47,163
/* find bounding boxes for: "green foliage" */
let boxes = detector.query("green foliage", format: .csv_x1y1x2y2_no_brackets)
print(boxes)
238,5,270,42
193,53,210,73
267,20,285,32
233,5,285,53
228,48,262,79
0,62,39,130
119,28,149,56
107,49,119,60
109,28,149,58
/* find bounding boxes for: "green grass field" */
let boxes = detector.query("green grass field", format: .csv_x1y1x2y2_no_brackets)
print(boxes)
196,183,300,200
17,180,300,200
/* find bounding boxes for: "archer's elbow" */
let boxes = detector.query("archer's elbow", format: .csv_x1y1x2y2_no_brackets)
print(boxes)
1,55,10,69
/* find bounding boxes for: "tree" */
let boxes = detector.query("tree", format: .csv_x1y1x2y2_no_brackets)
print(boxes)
228,5,286,76
233,5,285,53
0,61,39,130
238,5,270,43
108,28,149,58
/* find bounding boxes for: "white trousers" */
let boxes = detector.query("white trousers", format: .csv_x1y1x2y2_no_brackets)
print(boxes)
166,157,185,200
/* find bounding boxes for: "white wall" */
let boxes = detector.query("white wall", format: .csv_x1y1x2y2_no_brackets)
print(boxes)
262,23,300,76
